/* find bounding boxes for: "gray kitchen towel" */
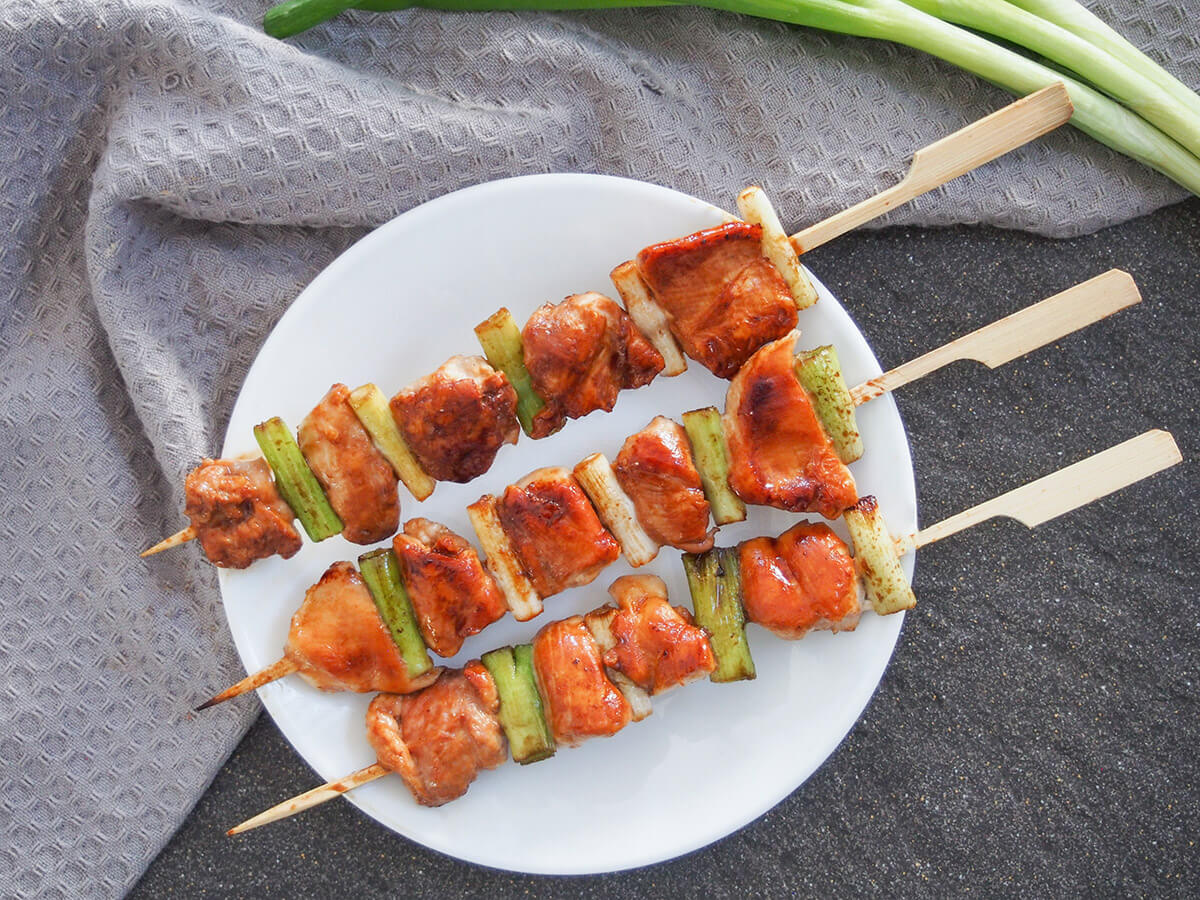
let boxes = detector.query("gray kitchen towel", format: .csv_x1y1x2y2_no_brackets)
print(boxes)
0,0,1195,896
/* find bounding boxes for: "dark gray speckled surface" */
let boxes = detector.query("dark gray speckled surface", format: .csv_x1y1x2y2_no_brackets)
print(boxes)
133,198,1199,898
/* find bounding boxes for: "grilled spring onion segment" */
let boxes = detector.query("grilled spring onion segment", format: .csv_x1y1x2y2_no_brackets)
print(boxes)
794,345,864,464
682,547,756,683
573,452,659,567
474,307,548,437
609,260,688,376
681,407,747,526
736,186,818,310
253,416,343,542
481,644,557,764
467,494,543,621
358,548,435,677
843,496,917,615
347,383,436,501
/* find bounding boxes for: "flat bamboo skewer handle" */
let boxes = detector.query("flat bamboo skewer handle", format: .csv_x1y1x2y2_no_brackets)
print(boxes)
895,430,1182,555
849,269,1141,406
227,763,388,836
791,83,1074,255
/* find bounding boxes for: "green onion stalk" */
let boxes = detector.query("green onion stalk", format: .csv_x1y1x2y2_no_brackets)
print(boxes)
262,0,1200,196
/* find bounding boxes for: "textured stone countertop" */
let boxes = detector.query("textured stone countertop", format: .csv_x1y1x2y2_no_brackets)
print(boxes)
132,198,1199,897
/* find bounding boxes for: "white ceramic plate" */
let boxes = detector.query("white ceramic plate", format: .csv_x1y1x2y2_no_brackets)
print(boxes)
219,174,917,874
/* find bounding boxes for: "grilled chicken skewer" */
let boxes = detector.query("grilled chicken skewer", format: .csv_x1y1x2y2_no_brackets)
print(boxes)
227,428,1179,832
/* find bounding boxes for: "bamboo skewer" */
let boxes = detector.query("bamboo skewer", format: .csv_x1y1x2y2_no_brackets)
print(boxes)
140,526,196,558
196,657,299,711
790,83,1074,254
226,428,1181,836
849,269,1141,406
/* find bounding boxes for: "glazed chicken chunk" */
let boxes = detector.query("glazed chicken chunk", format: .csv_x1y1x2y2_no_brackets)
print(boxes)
285,561,440,694
740,522,862,638
635,222,797,378
532,616,631,747
724,333,858,520
614,416,714,552
522,292,664,438
586,575,716,694
391,356,519,483
496,467,620,598
366,662,507,807
298,383,400,544
392,518,508,658
184,457,302,568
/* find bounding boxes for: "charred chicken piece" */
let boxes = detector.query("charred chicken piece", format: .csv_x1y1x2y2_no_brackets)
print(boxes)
365,662,507,807
496,467,620,598
635,222,797,378
184,457,302,568
298,383,400,545
522,292,664,438
724,333,858,520
586,575,716,694
613,416,714,552
740,522,862,638
285,561,440,694
390,356,519,483
531,616,631,747
392,518,508,658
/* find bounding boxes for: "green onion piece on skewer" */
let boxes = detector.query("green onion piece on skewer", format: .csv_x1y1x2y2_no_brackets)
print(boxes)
682,406,747,526
481,644,557,764
358,548,435,679
682,546,755,683
843,496,917,615
347,383,436,501
253,416,344,542
474,307,549,438
795,344,864,464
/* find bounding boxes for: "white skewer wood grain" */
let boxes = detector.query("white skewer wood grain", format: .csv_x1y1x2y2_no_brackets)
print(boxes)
227,763,388,835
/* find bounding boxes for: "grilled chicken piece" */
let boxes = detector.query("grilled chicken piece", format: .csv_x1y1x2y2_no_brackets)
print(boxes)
635,222,797,378
496,467,620,598
522,292,664,438
298,383,400,544
613,416,714,552
724,333,858,520
184,457,302,568
390,356,519,483
285,561,440,694
740,522,861,638
532,616,631,747
586,575,716,694
392,518,507,658
365,662,506,807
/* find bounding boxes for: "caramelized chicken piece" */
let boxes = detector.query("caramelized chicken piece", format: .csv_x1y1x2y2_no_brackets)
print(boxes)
298,383,400,544
613,416,713,552
724,333,858,519
635,222,797,378
392,518,507,658
522,292,664,438
285,561,440,694
532,616,631,747
391,356,519,483
365,662,506,807
587,575,716,694
741,522,862,638
496,467,620,597
184,457,302,568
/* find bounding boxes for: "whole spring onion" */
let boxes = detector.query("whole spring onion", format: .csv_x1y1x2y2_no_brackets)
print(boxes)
262,0,1200,196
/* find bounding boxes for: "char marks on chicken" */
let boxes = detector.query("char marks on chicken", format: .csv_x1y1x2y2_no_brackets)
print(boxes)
391,356,519,483
298,383,400,544
366,662,507,806
635,222,797,378
522,292,664,438
184,457,302,568
496,467,620,598
285,561,440,694
392,518,508,658
724,333,858,519
532,616,631,747
614,416,714,552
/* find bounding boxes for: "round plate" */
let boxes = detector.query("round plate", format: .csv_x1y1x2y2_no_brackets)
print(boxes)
219,174,917,874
